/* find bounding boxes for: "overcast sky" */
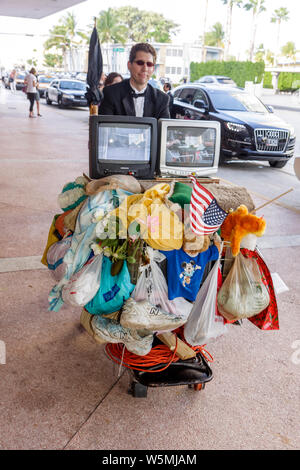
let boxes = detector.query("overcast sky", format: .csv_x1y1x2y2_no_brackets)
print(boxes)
0,0,299,69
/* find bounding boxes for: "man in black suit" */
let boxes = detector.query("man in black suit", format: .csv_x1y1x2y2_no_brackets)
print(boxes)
99,43,170,119
163,82,175,118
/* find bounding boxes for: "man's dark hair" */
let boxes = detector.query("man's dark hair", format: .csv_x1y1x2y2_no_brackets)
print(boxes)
164,82,172,91
129,43,157,64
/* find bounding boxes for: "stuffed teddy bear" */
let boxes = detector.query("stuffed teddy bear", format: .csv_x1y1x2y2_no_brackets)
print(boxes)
220,205,266,257
182,225,210,257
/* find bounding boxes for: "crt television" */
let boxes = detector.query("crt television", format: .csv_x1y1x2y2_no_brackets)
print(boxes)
157,119,221,177
89,115,157,180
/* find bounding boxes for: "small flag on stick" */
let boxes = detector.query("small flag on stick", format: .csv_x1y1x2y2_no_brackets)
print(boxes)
189,176,227,235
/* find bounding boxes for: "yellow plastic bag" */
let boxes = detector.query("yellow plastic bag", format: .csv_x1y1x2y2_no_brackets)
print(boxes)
111,183,183,251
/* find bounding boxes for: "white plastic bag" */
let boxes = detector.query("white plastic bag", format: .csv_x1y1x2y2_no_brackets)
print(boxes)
217,252,270,320
184,256,227,346
62,254,103,307
47,237,72,281
132,247,191,321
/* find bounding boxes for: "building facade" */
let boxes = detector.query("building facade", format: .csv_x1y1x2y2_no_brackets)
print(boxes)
81,41,223,83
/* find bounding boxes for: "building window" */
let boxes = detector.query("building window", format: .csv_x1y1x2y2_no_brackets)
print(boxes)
177,67,181,74
178,49,183,57
166,67,171,74
171,67,176,74
166,49,172,56
172,49,177,56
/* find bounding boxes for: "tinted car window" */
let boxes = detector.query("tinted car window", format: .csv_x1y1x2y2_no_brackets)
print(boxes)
193,89,209,106
208,90,267,113
217,78,235,85
173,88,182,98
60,81,86,91
177,88,195,104
39,77,53,83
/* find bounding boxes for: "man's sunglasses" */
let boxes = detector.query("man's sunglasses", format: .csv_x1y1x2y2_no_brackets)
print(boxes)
133,60,155,68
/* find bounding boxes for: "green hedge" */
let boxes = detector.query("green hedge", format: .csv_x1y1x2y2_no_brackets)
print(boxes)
190,61,265,88
277,72,300,92
263,71,273,88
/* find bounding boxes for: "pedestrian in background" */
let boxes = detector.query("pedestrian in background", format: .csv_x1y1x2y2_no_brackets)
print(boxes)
24,67,37,118
104,72,123,87
163,82,174,118
35,73,42,117
9,69,16,93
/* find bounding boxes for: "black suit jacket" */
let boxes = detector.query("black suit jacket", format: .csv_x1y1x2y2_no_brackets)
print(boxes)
98,79,170,119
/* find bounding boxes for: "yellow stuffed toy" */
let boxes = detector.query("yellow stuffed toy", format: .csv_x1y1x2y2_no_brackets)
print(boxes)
220,205,266,257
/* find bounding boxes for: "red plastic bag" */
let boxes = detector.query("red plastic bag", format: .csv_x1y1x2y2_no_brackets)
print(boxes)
241,248,279,330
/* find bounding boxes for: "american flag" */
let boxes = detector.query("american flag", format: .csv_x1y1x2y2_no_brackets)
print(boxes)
189,176,227,235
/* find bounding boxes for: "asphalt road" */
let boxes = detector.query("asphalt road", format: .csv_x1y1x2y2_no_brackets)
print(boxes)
37,94,300,211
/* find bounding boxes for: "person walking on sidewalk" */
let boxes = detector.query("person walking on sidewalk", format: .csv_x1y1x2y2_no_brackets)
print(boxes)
35,73,42,117
25,68,37,118
9,69,16,93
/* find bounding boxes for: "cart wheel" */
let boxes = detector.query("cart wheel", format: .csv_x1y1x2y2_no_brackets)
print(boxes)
194,383,205,391
129,382,148,398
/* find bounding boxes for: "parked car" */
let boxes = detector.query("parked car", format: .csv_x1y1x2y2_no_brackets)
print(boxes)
45,79,88,108
172,84,296,168
37,75,55,97
194,75,238,87
76,72,87,82
15,72,27,90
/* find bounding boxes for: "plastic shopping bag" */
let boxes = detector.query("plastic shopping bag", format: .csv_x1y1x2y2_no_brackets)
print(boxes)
47,237,72,281
184,255,227,346
241,248,279,330
132,247,192,321
62,254,103,307
217,251,270,321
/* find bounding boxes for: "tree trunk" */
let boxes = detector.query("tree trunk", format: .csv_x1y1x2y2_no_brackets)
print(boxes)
201,0,209,62
224,2,233,61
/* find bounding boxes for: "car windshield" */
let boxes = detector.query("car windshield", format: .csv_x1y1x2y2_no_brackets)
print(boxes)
60,81,86,90
39,77,53,83
208,90,267,113
217,78,235,85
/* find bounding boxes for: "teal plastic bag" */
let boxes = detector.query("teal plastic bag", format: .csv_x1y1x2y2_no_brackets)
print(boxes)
85,257,135,315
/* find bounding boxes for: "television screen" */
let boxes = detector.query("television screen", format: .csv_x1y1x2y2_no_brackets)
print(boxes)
98,123,151,164
158,119,221,177
165,126,216,167
89,115,157,180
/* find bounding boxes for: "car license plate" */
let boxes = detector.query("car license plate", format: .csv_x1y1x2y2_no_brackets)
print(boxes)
266,138,278,146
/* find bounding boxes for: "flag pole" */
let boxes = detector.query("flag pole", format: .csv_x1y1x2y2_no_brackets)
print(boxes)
250,188,294,213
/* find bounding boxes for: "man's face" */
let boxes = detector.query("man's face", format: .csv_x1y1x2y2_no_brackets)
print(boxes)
128,51,155,90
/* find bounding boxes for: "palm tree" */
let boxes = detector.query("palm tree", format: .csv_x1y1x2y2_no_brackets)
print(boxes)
271,7,289,66
243,0,266,62
96,8,128,71
281,41,296,62
96,9,127,44
204,22,225,48
44,12,87,71
222,0,243,60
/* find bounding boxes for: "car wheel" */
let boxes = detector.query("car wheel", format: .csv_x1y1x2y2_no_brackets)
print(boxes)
58,96,63,108
46,94,52,105
269,160,288,168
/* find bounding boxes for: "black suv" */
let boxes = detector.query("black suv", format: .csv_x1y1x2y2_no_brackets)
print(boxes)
172,84,295,168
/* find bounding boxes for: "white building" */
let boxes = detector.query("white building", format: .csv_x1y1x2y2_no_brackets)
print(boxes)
78,41,223,83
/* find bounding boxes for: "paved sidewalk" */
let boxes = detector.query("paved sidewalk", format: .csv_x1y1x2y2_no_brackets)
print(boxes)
0,87,300,450
261,89,300,111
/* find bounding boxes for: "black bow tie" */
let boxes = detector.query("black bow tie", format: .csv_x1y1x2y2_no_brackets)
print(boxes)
131,90,147,98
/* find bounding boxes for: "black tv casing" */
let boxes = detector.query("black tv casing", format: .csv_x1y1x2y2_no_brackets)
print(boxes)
89,115,158,180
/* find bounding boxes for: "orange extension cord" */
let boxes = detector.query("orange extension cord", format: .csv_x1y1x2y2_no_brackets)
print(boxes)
105,327,213,373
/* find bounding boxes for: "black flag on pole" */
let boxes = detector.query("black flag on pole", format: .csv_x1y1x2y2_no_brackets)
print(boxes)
86,25,103,106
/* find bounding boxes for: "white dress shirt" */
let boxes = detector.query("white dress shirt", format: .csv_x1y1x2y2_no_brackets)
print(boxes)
131,84,147,117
